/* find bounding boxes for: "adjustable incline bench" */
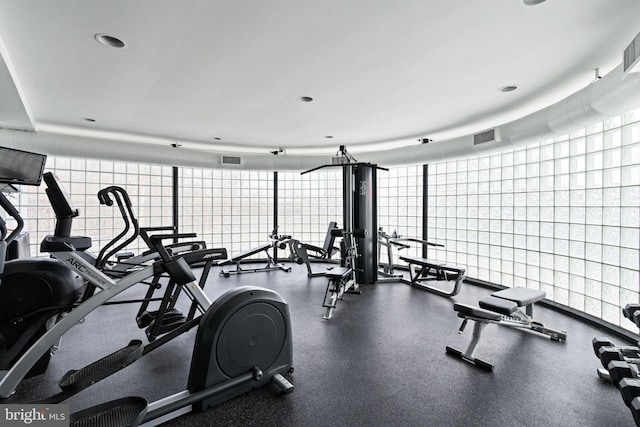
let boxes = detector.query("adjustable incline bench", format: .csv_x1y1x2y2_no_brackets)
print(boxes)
218,234,292,277
446,287,567,371
399,255,465,297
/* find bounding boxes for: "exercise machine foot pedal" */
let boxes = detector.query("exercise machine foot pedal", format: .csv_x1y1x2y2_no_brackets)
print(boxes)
70,396,147,427
145,317,187,340
136,308,183,328
59,340,143,392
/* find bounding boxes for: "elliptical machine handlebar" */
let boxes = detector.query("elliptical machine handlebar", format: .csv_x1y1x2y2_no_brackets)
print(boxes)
0,211,7,242
0,191,24,246
149,233,198,262
95,186,140,268
139,226,177,248
0,214,7,275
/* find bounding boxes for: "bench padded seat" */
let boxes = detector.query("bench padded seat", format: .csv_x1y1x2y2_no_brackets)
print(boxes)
479,296,518,316
492,287,545,306
325,267,352,279
453,303,502,321
399,256,444,268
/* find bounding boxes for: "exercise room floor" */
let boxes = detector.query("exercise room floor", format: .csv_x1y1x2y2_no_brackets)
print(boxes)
6,262,636,426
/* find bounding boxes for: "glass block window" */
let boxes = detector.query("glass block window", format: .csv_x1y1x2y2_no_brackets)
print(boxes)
4,107,638,334
178,168,273,257
277,169,342,249
7,156,173,258
379,165,424,265
426,106,640,331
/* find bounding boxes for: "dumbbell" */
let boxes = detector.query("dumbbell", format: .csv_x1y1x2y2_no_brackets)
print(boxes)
620,377,640,407
597,359,639,385
598,346,625,368
631,397,640,427
593,337,640,359
598,346,640,370
633,312,640,331
608,360,639,386
623,304,640,328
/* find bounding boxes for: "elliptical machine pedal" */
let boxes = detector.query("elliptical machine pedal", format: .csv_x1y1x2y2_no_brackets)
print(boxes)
68,286,294,426
69,397,148,427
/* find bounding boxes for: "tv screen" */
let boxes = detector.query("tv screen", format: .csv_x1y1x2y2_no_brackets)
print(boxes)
0,146,47,186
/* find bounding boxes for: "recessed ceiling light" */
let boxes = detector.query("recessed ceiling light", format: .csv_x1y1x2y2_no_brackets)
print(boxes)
499,85,519,93
523,0,546,5
298,96,314,102
94,33,126,48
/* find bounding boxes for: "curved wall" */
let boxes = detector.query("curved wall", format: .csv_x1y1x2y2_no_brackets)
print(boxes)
1,67,640,171
423,107,640,331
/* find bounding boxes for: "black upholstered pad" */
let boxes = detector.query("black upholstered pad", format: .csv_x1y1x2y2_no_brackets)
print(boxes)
399,256,445,268
492,287,545,306
453,303,502,321
325,267,352,279
479,296,518,315
399,256,465,275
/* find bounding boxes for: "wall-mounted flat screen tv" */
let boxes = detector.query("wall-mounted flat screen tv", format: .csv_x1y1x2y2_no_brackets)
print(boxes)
0,146,47,186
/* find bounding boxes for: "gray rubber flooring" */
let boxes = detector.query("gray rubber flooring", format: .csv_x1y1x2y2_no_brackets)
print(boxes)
6,262,637,426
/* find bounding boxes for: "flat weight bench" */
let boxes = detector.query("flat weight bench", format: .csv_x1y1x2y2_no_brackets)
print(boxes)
445,287,567,371
322,267,359,320
399,256,465,297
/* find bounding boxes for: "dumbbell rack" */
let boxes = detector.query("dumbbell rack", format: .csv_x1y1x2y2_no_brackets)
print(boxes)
592,304,640,426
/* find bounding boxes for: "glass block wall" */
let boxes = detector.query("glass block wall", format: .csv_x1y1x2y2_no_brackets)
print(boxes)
425,107,640,330
178,168,274,257
378,165,424,264
5,114,636,332
277,169,342,249
8,157,174,258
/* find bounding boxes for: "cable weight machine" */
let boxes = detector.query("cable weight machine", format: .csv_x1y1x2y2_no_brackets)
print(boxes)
302,146,387,318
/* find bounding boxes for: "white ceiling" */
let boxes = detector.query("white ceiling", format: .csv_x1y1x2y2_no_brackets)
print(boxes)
1,0,639,157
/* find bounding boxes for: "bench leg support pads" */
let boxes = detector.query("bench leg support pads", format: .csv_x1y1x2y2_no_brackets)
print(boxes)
445,320,494,372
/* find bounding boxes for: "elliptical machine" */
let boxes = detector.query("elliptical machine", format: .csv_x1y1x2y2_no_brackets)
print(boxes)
0,147,294,426
0,149,84,378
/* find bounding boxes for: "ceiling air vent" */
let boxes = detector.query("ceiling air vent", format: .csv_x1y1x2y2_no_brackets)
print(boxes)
473,128,499,146
623,31,640,74
221,155,242,165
